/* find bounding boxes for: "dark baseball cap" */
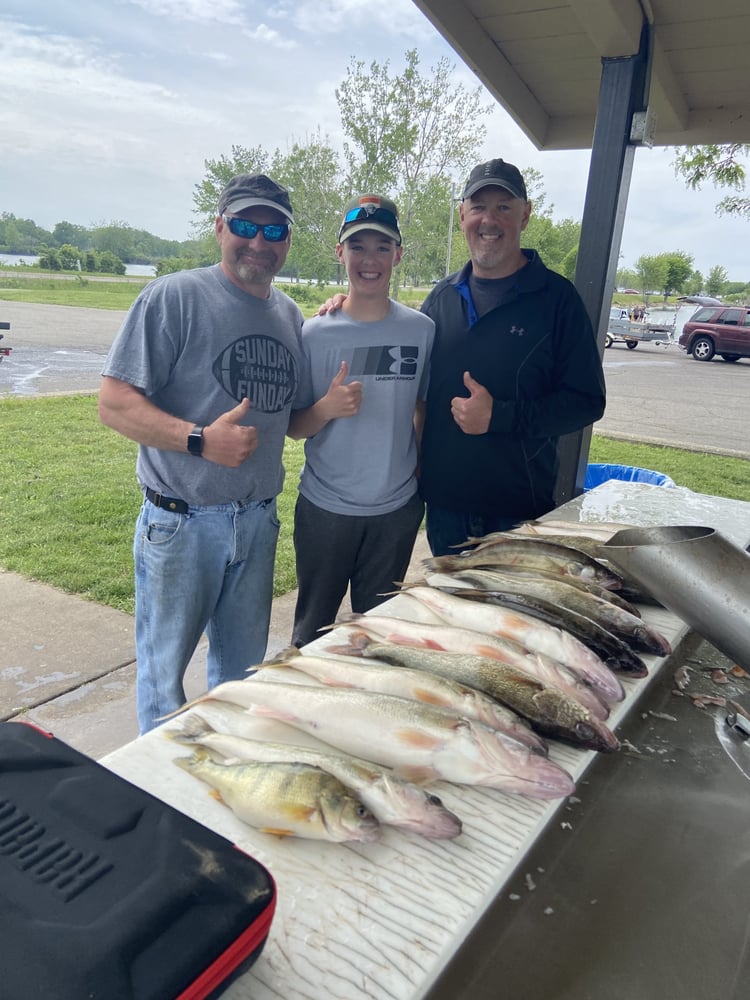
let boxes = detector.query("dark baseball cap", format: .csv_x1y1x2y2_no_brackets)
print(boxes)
338,194,402,245
218,174,294,223
461,159,528,201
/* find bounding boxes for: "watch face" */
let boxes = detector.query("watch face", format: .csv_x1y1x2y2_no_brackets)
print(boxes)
188,426,203,456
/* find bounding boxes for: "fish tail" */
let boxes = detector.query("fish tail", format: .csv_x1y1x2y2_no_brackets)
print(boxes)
157,693,213,722
166,713,217,745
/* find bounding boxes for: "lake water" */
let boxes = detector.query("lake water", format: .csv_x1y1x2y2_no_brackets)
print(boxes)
0,253,156,277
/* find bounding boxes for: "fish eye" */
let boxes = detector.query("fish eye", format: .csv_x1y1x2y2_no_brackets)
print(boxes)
356,805,371,818
574,722,597,740
427,793,444,806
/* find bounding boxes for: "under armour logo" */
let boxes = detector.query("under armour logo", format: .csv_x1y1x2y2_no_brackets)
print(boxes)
510,325,525,336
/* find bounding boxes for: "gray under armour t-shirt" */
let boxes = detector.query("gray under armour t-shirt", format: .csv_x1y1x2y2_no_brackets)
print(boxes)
296,300,434,515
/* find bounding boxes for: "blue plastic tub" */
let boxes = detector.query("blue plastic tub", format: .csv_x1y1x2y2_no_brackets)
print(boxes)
585,463,676,490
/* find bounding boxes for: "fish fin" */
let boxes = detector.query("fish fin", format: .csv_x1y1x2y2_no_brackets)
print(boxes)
264,645,300,664
393,764,439,784
476,644,504,660
388,633,444,650
255,659,297,672
208,788,225,804
395,728,445,749
246,704,298,724
326,641,363,657
412,689,451,707
260,827,297,838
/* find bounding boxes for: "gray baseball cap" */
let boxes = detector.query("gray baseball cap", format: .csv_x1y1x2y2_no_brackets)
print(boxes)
218,174,294,222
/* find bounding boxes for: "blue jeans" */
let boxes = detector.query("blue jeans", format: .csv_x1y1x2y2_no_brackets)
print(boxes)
134,496,280,733
425,505,518,556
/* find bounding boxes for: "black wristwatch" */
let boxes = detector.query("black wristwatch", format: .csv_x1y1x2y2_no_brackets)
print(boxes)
187,425,204,457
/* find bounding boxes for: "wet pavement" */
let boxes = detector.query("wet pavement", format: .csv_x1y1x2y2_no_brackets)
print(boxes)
0,300,125,396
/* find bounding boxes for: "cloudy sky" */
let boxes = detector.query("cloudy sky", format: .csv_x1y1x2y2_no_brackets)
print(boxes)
1,0,747,280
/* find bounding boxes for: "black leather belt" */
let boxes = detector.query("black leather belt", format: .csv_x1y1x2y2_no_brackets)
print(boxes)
144,487,189,515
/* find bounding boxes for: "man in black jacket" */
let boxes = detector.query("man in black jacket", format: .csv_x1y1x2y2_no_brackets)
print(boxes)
419,158,606,555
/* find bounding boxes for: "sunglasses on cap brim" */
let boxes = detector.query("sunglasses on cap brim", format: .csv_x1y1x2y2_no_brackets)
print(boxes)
341,205,399,230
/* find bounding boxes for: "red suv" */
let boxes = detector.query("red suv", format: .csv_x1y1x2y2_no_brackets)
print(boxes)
678,305,750,362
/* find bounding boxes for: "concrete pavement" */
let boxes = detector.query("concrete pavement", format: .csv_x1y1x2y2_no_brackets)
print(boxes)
0,533,432,759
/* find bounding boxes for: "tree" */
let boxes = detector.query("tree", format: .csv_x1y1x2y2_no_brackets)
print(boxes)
0,212,51,253
58,244,81,270
90,222,135,262
660,251,694,299
272,132,344,282
52,221,90,250
705,264,728,298
335,48,492,294
192,144,270,237
634,254,667,303
686,269,704,296
37,245,61,270
616,267,639,290
673,143,750,219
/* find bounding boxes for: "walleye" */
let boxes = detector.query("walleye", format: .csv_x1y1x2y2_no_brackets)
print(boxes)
420,581,652,674
174,749,381,842
336,632,619,753
171,713,463,839
469,530,660,605
337,611,610,719
509,519,631,541
397,588,626,703
173,680,576,799
261,651,547,754
425,568,670,657
469,530,606,562
425,536,622,590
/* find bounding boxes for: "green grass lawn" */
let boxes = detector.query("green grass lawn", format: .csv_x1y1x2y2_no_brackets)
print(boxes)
0,274,152,310
1,394,749,615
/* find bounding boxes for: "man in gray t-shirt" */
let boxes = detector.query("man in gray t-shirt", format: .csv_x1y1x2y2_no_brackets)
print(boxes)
288,194,434,647
100,173,304,733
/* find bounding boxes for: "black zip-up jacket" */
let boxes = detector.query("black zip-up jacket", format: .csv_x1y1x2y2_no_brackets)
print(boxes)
419,251,606,518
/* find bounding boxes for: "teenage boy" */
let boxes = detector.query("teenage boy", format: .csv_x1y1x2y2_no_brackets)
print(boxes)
288,194,435,647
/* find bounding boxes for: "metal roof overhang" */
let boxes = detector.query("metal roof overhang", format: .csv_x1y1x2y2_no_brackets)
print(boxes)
411,0,750,150
411,0,750,501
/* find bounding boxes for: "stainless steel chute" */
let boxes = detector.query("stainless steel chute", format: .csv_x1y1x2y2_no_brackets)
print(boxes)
603,525,750,671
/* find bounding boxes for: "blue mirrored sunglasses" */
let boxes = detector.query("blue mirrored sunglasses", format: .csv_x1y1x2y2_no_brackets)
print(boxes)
222,215,290,242
342,205,399,229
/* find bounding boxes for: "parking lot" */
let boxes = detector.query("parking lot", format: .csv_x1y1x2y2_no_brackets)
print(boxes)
596,340,750,459
1,301,749,460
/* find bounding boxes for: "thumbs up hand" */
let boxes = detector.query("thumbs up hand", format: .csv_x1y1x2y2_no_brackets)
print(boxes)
202,398,259,467
319,361,363,421
450,371,493,435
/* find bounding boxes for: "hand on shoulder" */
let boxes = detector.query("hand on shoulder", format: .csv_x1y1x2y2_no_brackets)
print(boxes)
317,293,347,316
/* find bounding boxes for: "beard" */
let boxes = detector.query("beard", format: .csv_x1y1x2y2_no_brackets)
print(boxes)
230,248,280,287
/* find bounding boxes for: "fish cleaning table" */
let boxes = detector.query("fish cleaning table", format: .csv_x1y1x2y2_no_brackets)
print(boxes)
102,483,750,1000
